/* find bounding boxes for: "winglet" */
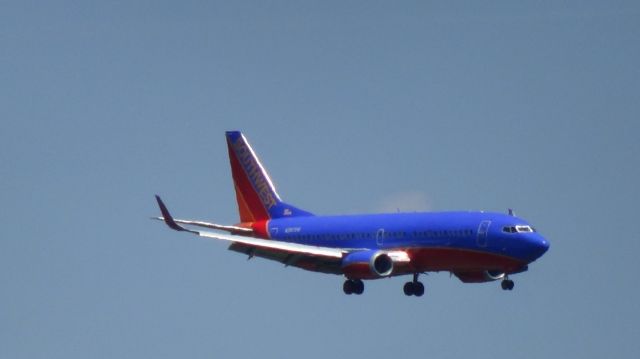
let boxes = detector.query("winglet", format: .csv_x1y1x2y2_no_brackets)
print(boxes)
154,195,196,233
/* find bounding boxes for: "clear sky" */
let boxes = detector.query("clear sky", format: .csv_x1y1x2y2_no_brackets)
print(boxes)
2,1,639,358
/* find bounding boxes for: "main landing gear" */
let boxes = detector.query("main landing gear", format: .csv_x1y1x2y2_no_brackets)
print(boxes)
403,273,425,297
343,279,364,295
501,278,515,291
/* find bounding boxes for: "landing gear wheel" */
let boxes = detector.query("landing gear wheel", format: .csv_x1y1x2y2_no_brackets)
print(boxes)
501,279,514,291
403,282,414,296
413,281,425,297
404,273,426,297
343,280,354,295
343,279,364,295
353,279,364,295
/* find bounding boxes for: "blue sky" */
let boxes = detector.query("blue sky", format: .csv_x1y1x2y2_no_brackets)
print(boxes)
2,1,639,358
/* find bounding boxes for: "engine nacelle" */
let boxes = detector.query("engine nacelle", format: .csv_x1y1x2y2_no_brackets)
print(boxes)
341,250,394,279
454,270,506,283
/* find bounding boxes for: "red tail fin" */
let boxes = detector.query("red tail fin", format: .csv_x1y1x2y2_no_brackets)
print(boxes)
226,131,312,222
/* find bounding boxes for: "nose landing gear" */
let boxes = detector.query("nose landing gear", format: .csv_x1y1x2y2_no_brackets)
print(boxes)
403,273,425,297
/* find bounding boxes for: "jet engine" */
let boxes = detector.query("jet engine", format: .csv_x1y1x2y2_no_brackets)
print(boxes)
341,250,395,279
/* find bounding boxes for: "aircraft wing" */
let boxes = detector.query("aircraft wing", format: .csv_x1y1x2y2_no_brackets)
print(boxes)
151,217,253,234
154,196,345,273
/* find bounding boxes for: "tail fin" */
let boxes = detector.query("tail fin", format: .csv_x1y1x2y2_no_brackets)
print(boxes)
226,131,313,222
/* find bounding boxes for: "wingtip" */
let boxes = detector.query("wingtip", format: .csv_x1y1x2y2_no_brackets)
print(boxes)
154,195,185,232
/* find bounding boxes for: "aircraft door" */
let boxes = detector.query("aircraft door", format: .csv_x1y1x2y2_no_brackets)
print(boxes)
476,220,491,247
376,229,385,247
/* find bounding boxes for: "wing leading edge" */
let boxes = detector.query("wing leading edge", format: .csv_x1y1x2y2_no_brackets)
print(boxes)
151,217,253,234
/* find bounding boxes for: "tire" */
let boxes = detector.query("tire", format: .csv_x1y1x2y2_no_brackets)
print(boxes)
413,282,425,297
403,282,414,296
353,280,364,295
343,280,354,295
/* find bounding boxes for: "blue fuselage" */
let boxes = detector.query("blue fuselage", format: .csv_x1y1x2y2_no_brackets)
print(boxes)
266,211,549,274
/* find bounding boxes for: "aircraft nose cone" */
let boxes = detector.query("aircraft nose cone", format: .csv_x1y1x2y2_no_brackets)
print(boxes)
530,235,550,261
541,237,550,252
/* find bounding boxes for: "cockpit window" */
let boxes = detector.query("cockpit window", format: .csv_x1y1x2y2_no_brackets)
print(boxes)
503,225,536,233
515,225,534,233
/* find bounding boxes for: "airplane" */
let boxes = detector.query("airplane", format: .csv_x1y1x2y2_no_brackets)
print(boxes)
153,131,549,296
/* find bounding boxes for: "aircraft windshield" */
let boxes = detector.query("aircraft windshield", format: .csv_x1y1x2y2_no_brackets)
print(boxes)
503,225,536,233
